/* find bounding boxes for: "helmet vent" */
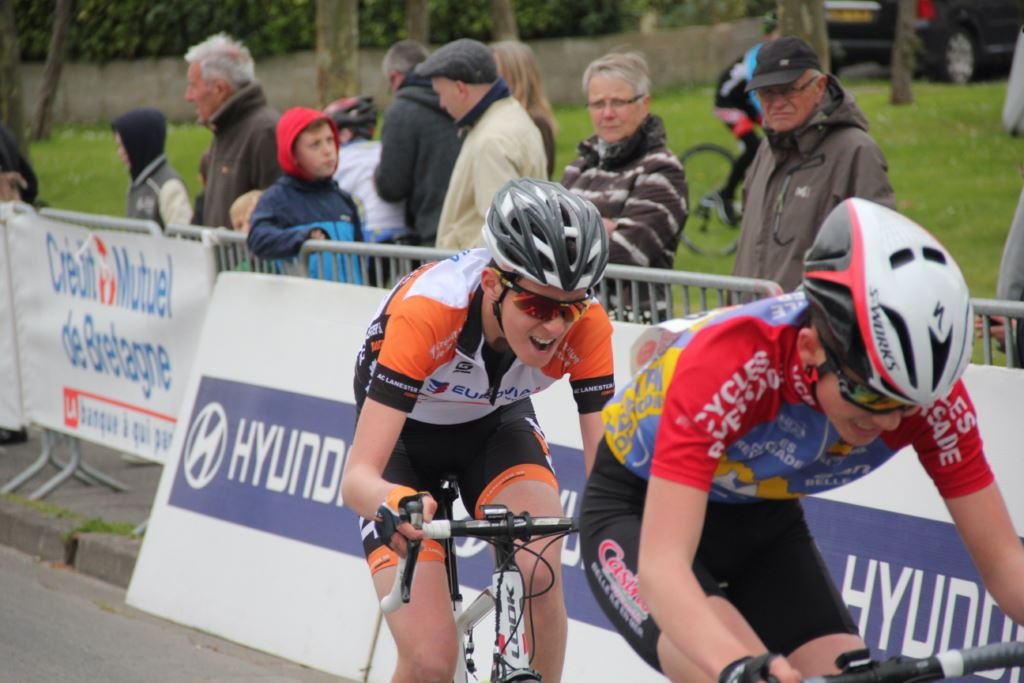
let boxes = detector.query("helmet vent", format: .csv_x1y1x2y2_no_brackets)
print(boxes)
889,248,914,269
883,305,917,389
929,330,952,391
922,247,947,264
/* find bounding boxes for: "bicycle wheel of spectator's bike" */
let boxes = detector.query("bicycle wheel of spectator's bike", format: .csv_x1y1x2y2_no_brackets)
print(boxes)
679,143,742,256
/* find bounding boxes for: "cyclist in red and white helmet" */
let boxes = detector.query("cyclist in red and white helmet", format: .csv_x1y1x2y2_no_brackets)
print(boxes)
343,178,613,682
580,198,1024,683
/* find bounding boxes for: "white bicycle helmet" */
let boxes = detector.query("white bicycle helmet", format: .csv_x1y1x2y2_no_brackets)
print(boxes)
482,179,608,291
802,198,973,405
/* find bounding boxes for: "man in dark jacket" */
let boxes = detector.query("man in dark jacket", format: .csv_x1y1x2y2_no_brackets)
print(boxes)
185,32,280,229
732,36,895,292
374,40,460,246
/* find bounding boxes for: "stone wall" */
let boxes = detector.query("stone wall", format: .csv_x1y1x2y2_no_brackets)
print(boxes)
20,19,760,124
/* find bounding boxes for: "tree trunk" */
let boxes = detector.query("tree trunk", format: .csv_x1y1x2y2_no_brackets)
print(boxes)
890,0,916,104
31,0,72,141
777,0,831,74
0,0,25,153
405,0,429,45
315,0,359,107
490,0,518,42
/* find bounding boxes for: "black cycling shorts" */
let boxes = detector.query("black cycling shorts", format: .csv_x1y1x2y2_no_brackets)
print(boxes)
359,398,558,571
579,441,858,671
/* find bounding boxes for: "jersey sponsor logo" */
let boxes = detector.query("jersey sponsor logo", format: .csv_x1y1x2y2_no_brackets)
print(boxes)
374,369,419,394
695,350,781,457
556,342,581,366
426,378,449,394
924,395,975,466
365,320,383,337
589,539,650,636
573,379,615,395
453,360,474,374
429,328,459,361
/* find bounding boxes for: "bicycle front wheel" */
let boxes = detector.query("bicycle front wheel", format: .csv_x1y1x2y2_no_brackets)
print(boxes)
679,143,741,257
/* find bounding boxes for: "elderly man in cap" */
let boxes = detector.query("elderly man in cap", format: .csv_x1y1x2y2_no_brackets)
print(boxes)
417,37,547,249
731,35,895,292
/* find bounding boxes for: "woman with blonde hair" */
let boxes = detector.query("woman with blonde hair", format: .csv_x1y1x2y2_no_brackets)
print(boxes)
492,40,558,178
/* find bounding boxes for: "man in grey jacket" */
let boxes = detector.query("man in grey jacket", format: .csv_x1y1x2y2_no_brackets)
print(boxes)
185,33,280,229
375,40,460,246
732,36,895,292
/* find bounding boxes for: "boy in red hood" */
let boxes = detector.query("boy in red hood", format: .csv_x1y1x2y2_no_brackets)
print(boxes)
247,107,363,281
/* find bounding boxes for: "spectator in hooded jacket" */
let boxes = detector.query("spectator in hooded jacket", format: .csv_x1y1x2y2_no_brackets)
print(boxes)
111,107,192,229
246,107,363,283
374,39,461,246
731,36,894,293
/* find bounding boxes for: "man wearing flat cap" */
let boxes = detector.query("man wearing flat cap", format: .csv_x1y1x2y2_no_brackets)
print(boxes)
416,38,547,249
731,35,895,293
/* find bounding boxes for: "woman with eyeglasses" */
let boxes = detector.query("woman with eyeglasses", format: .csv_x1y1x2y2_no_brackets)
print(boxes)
560,52,688,278
580,198,1024,682
342,178,613,683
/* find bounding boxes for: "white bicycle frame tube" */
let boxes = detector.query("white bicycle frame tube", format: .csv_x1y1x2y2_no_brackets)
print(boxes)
380,519,539,682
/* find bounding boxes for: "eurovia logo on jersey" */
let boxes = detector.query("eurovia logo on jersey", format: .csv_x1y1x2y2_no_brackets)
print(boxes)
167,376,363,555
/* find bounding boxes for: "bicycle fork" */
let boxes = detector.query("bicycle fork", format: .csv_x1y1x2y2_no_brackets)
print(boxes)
489,538,541,682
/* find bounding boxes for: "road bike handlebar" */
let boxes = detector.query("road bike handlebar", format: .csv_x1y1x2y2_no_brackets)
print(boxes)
380,509,577,614
803,641,1024,682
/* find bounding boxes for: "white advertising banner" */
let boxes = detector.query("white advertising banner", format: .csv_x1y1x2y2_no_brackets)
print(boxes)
128,273,660,682
8,212,215,462
0,205,25,430
127,268,1024,681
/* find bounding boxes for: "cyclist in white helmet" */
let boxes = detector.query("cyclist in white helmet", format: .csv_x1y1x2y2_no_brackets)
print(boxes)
580,198,1024,682
343,178,613,682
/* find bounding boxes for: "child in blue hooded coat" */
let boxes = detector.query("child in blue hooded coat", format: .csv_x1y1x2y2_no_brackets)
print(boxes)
247,107,363,282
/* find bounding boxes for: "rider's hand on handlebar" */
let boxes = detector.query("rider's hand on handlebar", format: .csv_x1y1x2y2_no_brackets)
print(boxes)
719,652,800,683
373,486,437,557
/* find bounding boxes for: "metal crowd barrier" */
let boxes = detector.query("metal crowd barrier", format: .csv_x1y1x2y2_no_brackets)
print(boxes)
30,211,1024,368
40,207,161,236
294,240,784,320
973,298,1024,368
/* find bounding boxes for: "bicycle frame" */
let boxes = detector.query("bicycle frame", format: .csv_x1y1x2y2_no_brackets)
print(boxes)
381,477,563,682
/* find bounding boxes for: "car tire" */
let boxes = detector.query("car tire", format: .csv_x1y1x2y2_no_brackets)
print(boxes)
936,29,977,84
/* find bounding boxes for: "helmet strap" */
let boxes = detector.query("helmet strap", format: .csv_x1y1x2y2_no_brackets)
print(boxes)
492,285,510,334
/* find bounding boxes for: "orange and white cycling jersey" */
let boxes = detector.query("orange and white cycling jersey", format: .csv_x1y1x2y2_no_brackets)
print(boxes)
354,249,615,425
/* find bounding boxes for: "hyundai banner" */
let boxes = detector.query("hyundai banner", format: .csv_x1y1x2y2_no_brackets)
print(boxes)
8,212,214,462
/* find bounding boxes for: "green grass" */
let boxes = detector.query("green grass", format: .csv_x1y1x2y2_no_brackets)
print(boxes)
2,493,140,538
30,78,1022,298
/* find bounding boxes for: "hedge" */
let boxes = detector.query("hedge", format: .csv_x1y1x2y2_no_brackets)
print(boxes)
13,0,633,63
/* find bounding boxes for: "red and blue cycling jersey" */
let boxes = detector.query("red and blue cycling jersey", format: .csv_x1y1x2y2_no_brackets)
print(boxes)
601,292,993,502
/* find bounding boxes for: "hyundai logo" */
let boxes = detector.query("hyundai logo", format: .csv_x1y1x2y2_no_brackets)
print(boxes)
181,402,228,490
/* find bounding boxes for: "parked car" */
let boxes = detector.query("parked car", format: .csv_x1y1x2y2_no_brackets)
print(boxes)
825,0,1023,83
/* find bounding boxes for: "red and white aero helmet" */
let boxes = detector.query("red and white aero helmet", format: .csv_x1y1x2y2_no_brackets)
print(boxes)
802,198,973,406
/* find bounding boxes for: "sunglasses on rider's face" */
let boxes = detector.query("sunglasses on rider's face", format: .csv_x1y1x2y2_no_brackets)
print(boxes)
818,348,917,415
491,269,592,324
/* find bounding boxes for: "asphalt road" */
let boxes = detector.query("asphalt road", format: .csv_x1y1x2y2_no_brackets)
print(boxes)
0,543,349,682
